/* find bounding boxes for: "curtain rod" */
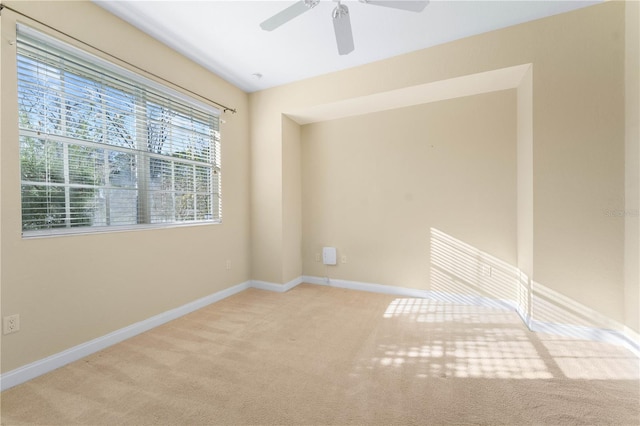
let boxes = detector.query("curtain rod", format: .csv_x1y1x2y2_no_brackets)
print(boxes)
0,3,237,114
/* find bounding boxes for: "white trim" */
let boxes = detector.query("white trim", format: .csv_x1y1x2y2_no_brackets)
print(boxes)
0,281,251,391
302,275,516,310
624,326,640,344
623,327,640,356
303,275,639,356
529,320,640,357
516,307,534,330
3,275,638,391
250,276,303,293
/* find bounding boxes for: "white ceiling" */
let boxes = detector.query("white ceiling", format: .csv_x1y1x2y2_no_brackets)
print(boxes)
93,0,601,93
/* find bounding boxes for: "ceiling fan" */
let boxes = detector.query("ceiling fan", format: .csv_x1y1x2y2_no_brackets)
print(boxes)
260,0,429,55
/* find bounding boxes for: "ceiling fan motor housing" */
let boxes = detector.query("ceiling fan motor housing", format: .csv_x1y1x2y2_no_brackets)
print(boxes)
305,0,320,9
332,3,349,19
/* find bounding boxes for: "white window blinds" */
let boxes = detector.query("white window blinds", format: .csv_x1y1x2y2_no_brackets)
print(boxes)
17,25,221,236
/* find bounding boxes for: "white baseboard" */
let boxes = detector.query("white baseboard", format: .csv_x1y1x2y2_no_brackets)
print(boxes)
0,281,251,391
529,320,640,357
250,276,303,293
1,278,308,391
624,326,640,345
623,327,640,356
516,308,534,330
3,275,638,391
302,275,516,310
302,275,639,357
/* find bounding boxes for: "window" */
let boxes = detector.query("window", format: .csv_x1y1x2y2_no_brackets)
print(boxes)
17,25,221,237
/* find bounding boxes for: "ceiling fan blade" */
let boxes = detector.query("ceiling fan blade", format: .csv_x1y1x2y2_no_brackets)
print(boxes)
359,0,429,13
260,0,318,31
332,3,354,55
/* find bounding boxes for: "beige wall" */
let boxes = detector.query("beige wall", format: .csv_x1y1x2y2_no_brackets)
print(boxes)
282,116,302,283
516,67,534,320
301,91,517,298
530,3,625,326
0,1,251,372
251,2,635,331
249,105,283,284
625,0,640,334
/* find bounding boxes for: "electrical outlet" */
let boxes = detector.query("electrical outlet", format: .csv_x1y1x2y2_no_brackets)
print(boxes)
226,260,232,270
341,255,347,264
3,314,20,335
315,253,321,262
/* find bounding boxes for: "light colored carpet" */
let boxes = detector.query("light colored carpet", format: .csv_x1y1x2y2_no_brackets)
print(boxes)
1,284,639,425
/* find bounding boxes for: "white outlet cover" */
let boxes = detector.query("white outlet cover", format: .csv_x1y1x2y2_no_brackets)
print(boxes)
3,315,20,334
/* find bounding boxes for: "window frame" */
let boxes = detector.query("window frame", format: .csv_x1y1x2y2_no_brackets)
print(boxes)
16,24,222,238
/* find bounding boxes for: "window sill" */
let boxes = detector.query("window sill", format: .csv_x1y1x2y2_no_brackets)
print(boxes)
21,220,222,239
